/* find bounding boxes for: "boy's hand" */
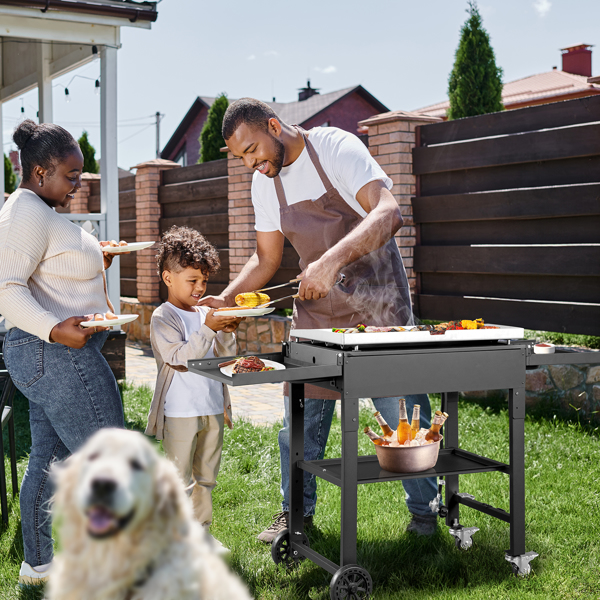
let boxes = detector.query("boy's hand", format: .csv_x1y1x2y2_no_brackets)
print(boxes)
221,317,244,333
204,308,240,332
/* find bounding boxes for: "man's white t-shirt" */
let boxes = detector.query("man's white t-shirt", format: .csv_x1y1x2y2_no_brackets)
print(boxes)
163,303,225,418
251,126,392,233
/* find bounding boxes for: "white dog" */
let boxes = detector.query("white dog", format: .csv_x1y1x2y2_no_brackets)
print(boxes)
48,428,253,600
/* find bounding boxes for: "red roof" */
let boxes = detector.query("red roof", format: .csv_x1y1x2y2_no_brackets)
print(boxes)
415,69,600,118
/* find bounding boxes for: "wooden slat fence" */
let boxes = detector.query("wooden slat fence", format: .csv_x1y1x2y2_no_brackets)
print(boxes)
412,95,600,335
158,159,229,301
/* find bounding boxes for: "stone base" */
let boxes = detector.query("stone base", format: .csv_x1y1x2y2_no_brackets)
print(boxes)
120,297,159,344
460,353,600,422
236,314,292,354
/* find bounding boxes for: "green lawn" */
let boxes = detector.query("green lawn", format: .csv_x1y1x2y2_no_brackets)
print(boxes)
2,384,600,599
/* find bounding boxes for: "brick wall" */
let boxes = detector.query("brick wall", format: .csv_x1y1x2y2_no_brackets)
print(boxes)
358,111,442,295
227,153,256,281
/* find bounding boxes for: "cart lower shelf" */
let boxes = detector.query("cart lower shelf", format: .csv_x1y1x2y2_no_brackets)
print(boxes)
299,448,509,486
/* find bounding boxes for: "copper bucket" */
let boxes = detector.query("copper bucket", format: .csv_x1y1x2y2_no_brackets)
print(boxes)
375,439,442,473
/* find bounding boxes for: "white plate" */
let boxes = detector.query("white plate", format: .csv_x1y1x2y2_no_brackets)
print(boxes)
100,241,155,254
220,358,286,377
213,307,276,317
80,314,139,327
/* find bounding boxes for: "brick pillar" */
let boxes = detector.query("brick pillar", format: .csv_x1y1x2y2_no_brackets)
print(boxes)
69,172,99,213
358,111,442,296
226,152,255,281
132,159,180,304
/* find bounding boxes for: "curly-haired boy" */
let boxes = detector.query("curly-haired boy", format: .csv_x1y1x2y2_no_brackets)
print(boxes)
145,226,241,553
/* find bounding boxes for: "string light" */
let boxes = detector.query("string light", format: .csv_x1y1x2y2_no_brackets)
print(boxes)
92,45,99,60
65,88,70,103
95,79,100,95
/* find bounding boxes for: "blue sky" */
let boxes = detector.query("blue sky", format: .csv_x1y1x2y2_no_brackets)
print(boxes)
3,0,599,171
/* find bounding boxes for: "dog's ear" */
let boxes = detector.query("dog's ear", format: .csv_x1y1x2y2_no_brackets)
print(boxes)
153,458,190,535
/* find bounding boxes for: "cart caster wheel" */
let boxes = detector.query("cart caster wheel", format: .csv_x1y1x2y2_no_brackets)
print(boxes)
449,525,478,551
330,564,373,600
505,551,537,577
271,529,309,569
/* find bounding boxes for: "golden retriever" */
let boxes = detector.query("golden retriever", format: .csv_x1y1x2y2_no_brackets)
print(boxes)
48,428,252,600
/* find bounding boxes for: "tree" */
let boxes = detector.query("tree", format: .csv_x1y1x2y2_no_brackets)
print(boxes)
78,130,99,173
198,93,229,163
447,1,503,120
4,153,16,194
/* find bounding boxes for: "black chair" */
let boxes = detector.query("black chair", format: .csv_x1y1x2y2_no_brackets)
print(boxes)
0,361,18,526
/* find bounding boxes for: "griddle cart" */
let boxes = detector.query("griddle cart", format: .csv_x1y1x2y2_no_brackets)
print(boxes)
188,338,600,599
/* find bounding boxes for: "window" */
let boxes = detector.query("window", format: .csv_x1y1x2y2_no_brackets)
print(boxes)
174,146,187,167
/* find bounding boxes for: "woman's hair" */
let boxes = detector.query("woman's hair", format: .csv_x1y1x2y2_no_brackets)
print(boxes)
156,226,220,277
222,98,280,141
13,119,80,182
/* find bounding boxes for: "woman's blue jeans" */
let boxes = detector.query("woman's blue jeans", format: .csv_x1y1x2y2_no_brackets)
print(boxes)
3,328,124,567
279,394,438,517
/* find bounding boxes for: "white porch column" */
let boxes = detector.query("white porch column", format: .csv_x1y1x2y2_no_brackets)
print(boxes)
100,45,120,312
0,41,4,200
37,42,53,123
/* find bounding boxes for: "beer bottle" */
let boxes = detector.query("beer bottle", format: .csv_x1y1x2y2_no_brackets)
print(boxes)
425,410,448,442
363,426,390,446
410,404,421,440
397,398,411,444
373,411,394,439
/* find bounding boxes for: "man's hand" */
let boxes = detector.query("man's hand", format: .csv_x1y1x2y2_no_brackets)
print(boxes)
49,316,106,349
197,294,232,309
297,259,340,301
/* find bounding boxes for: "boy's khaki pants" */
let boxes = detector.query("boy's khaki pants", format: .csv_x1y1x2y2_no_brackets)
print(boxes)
163,413,224,525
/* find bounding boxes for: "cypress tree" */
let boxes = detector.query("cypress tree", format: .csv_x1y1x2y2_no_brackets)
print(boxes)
447,1,503,120
4,153,16,194
78,130,99,174
198,93,229,163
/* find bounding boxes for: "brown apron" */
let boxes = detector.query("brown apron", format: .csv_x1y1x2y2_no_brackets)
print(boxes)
277,127,413,399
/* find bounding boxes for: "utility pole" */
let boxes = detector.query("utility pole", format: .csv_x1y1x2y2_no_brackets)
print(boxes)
155,111,161,158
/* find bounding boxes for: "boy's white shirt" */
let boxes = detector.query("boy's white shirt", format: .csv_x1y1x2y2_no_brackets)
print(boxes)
163,303,224,417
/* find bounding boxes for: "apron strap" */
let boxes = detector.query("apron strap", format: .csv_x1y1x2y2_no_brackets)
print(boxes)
294,126,336,192
273,174,288,210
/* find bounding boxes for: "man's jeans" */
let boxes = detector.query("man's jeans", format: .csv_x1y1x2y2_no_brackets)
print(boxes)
3,328,124,567
279,394,438,517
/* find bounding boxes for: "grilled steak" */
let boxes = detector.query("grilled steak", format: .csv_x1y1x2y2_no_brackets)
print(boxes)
232,356,266,373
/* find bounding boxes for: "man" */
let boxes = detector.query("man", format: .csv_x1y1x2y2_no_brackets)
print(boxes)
200,98,438,541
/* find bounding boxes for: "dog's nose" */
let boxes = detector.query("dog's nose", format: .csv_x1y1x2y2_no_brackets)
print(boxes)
91,478,117,501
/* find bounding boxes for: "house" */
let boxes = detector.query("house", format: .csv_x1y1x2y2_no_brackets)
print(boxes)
415,44,600,119
161,82,389,166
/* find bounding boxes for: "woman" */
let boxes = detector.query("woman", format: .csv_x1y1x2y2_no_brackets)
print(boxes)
0,120,125,587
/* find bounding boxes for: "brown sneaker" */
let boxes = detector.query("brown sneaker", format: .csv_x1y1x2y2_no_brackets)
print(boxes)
256,511,314,543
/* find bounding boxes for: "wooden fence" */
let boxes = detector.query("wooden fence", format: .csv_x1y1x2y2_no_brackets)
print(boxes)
157,159,229,301
412,95,600,336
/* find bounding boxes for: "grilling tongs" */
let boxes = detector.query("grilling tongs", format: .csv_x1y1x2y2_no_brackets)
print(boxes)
254,274,346,308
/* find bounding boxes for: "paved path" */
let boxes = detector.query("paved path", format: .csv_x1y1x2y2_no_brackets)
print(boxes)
125,341,285,426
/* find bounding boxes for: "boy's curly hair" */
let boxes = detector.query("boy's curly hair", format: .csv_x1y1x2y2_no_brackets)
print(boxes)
156,226,220,277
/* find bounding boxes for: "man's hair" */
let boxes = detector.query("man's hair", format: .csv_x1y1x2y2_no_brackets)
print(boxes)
156,226,220,277
222,98,281,140
13,119,80,182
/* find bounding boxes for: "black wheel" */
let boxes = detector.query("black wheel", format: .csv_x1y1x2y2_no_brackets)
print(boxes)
271,529,309,568
330,564,373,600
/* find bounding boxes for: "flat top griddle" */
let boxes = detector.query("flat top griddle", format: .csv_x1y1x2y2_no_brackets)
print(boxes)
291,324,525,348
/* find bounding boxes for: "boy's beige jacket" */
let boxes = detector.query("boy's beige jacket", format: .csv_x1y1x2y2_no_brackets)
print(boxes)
145,302,236,440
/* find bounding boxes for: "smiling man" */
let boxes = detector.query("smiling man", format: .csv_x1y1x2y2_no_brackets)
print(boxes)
199,98,439,541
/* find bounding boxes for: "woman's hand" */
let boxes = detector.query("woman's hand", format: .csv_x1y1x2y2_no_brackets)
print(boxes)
204,309,241,332
99,240,130,270
49,316,107,349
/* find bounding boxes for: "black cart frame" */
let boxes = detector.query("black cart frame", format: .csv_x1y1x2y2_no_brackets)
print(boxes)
188,339,600,594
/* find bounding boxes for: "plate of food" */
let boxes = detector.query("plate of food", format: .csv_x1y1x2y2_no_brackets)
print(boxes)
219,356,286,377
213,307,275,317
80,313,139,328
100,241,155,254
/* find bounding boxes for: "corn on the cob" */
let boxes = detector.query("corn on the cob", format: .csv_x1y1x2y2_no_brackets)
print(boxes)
235,292,270,307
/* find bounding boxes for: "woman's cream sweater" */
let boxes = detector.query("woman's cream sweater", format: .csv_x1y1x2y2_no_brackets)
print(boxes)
0,188,111,343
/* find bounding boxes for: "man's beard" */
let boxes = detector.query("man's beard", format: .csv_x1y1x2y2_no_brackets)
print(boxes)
266,136,285,178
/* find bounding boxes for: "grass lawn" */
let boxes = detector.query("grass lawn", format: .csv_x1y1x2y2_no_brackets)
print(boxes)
1,384,600,599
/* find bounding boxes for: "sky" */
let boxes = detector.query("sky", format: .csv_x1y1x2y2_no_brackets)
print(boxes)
3,0,600,171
